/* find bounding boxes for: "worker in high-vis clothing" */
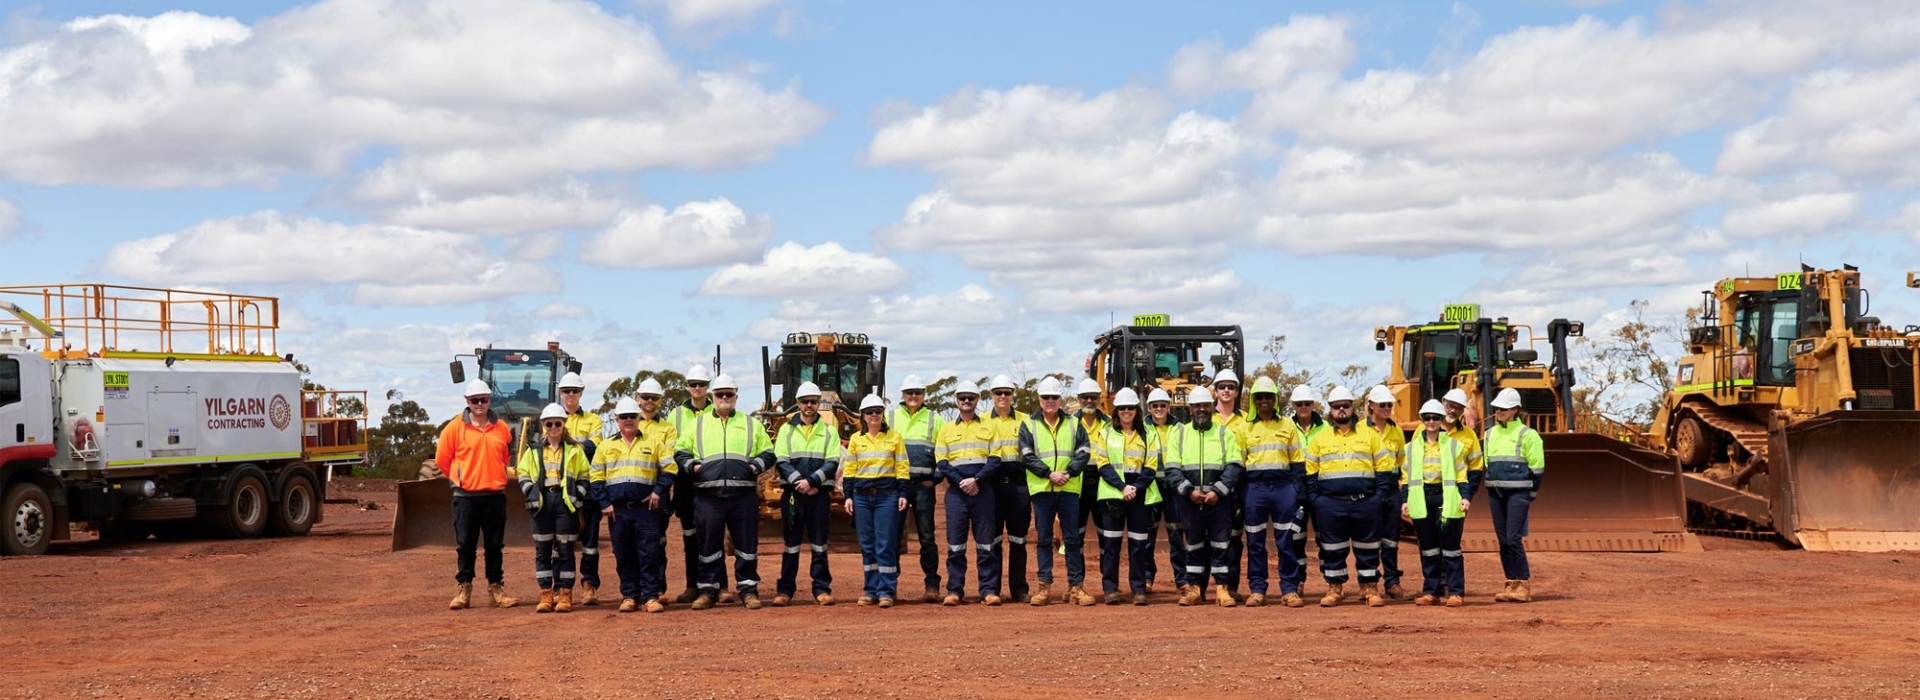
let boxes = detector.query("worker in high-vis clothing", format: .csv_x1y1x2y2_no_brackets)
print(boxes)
556,372,606,606
669,364,718,603
1240,377,1308,608
844,394,910,607
1402,400,1472,607
1304,386,1397,608
984,374,1032,603
440,379,519,610
774,381,841,607
890,375,946,603
1091,387,1161,605
1163,385,1244,607
633,378,680,611
517,404,593,613
1142,388,1182,593
1021,376,1095,606
1209,370,1249,597
1483,388,1544,604
1364,384,1409,600
1281,384,1326,601
1073,377,1109,563
936,379,1002,606
590,394,677,614
672,373,775,610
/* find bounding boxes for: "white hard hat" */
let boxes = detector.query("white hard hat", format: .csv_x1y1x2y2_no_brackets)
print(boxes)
685,365,713,383
991,374,1017,391
539,403,568,422
1442,388,1470,407
860,394,886,412
1289,385,1319,404
1113,388,1141,407
462,379,493,398
1214,369,1240,387
953,379,981,397
1366,385,1395,405
1491,388,1524,410
558,372,585,390
1147,388,1172,405
636,377,664,397
1187,385,1214,405
1327,386,1357,404
614,397,641,416
1418,399,1447,418
1036,377,1065,397
795,381,822,399
900,374,925,392
711,373,738,392
1075,377,1101,396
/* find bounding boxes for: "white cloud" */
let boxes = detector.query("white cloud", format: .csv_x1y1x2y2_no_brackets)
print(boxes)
533,301,592,319
103,210,558,304
1717,61,1920,184
747,284,1030,372
698,242,908,298
870,85,1169,167
0,0,825,190
580,198,773,268
382,181,620,234
1722,191,1860,238
643,0,786,28
1167,15,1354,96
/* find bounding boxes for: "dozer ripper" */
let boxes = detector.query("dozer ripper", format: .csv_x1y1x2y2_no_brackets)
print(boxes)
1652,266,1920,551
1376,304,1691,553
1086,315,1244,420
390,342,584,550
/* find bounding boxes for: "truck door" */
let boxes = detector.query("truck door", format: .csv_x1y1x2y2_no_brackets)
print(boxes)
0,352,54,461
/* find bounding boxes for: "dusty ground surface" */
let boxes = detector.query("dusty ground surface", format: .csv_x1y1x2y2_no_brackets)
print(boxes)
5,478,1918,699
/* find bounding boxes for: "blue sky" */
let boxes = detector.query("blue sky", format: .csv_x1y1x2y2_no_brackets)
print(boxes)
2,0,1916,421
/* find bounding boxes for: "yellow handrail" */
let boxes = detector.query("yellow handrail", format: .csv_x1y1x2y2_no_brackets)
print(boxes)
0,283,279,359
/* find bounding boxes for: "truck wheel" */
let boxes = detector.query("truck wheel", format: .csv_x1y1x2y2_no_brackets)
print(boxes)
267,472,318,537
200,472,269,539
3,482,53,556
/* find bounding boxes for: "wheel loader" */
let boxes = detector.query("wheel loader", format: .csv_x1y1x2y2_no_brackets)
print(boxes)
1650,266,1920,551
390,342,583,550
1375,304,1692,552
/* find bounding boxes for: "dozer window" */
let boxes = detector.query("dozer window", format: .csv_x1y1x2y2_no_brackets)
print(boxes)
1760,297,1799,386
480,352,556,418
0,357,17,407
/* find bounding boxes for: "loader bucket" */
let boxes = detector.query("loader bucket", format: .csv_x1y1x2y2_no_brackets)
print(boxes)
390,478,533,551
1461,433,1694,552
1770,411,1920,552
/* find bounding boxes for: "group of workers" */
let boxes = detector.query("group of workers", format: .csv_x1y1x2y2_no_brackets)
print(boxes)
433,365,1546,614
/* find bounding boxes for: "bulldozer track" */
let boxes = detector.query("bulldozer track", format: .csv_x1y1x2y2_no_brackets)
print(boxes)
1686,526,1785,542
1680,402,1770,464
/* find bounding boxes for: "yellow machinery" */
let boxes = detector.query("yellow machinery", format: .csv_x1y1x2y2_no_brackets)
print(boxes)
1651,266,1920,551
1086,314,1244,419
756,331,887,518
1377,304,1691,552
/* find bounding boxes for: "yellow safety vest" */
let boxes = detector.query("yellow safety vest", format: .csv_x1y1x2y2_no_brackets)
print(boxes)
1404,433,1465,519
1094,426,1162,505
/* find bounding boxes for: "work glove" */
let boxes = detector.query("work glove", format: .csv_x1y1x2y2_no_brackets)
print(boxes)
524,494,540,512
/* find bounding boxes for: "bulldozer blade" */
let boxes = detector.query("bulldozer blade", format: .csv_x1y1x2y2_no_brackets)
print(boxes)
1770,411,1920,552
391,478,533,551
1461,433,1695,553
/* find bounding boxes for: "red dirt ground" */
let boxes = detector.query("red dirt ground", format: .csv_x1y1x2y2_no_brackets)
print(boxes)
4,479,1917,699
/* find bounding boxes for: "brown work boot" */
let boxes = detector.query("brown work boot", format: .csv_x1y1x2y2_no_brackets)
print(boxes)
1444,594,1464,608
1244,593,1267,608
924,587,942,604
1363,583,1385,608
618,598,639,613
983,594,1003,606
1104,591,1125,605
1494,580,1517,602
645,598,666,613
1177,584,1202,606
1509,580,1532,603
487,583,518,608
1280,592,1304,608
1132,593,1148,606
857,596,876,606
535,589,555,613
942,594,961,606
719,589,739,605
1413,594,1437,607
674,589,700,605
816,593,835,606
449,583,471,610
580,584,599,606
878,597,895,609
1069,586,1096,606
1384,583,1409,600
555,588,573,613
1320,583,1345,608
691,594,715,611
743,594,763,610
771,594,791,607
1214,587,1237,608
1029,586,1051,606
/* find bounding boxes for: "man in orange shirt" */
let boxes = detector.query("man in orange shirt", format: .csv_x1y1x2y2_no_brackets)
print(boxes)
438,380,520,610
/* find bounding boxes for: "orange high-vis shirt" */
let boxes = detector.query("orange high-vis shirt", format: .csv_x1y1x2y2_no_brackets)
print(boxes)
436,412,514,494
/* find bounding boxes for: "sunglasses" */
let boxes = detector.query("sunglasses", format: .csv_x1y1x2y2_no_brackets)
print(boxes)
992,390,1013,397
688,382,709,389
956,395,978,401
903,390,925,396
559,388,581,394
1329,402,1354,410
542,421,565,429
714,392,737,399
862,408,885,415
467,397,490,405
798,398,819,405
638,395,660,400
1216,385,1238,392
1422,415,1445,422
1148,403,1169,408
1116,406,1137,411
1039,395,1061,400
618,414,639,420
1291,402,1314,407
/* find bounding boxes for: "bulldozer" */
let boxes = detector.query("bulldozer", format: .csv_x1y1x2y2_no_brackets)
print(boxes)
391,342,583,550
1376,304,1692,553
1650,266,1920,552
755,331,888,517
1086,314,1243,419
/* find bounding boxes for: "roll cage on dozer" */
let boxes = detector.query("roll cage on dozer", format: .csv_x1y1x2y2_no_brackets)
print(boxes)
1086,316,1242,420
